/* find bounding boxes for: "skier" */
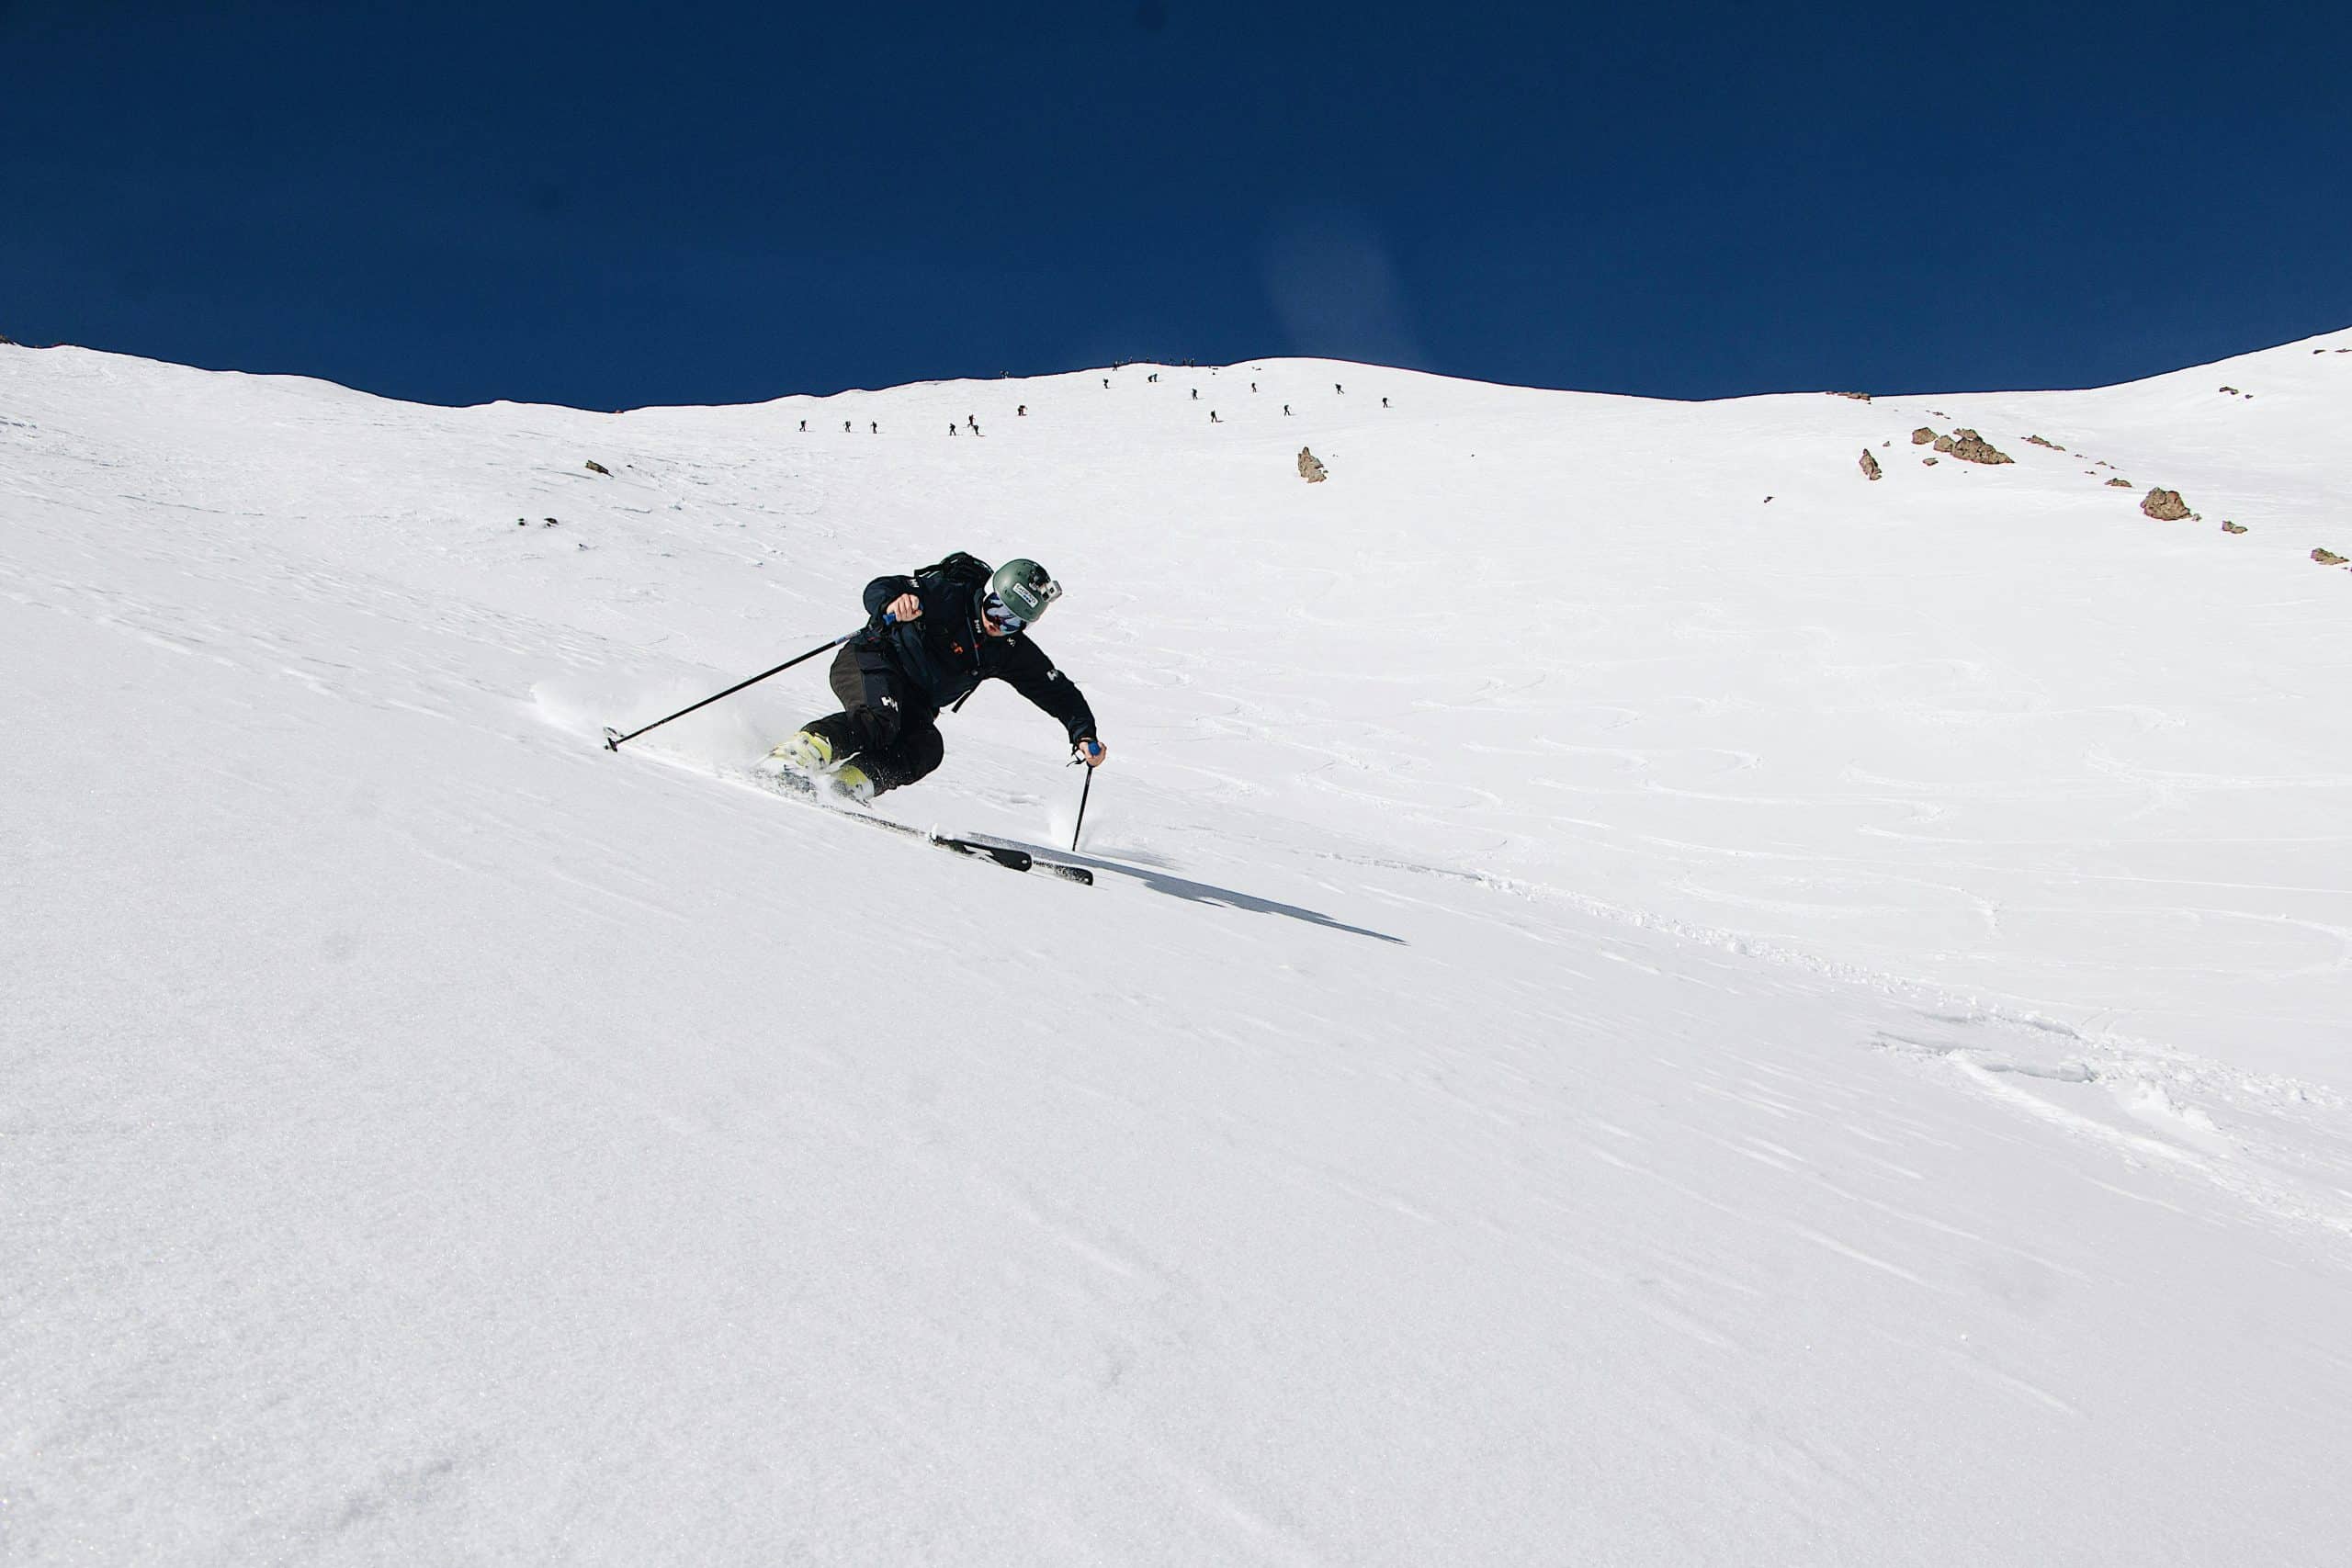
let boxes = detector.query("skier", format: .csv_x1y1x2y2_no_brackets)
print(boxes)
870,421,878,434
843,421,852,433
1209,411,1220,423
1017,404,1027,417
771,554,1105,800
1381,397,1389,408
799,419,808,433
1191,388,1199,400
1283,403,1293,416
1335,382,1344,395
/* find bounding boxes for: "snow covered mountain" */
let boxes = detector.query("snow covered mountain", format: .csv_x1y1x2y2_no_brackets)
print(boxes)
6,332,2351,1563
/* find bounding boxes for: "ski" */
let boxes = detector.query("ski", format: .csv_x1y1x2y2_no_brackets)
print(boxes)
956,831,1100,886
750,762,1091,884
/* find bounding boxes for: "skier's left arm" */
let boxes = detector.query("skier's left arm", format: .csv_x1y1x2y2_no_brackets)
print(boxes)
1001,640,1102,760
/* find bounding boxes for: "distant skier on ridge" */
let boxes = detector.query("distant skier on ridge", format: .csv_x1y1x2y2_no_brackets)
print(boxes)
768,554,1106,801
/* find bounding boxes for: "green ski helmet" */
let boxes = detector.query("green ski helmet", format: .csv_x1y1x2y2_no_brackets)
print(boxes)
984,558,1063,626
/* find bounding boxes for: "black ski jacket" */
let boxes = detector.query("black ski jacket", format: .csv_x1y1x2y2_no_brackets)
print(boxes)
855,558,1098,745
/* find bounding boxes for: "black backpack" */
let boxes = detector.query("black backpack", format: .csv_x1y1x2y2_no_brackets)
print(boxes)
913,550,994,591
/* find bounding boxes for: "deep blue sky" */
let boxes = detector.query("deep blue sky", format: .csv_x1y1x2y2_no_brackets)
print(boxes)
5,0,2346,408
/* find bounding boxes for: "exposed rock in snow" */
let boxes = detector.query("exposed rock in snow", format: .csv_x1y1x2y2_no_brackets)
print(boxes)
2142,488,2192,521
1296,446,1327,482
1859,448,1883,480
1949,428,2015,465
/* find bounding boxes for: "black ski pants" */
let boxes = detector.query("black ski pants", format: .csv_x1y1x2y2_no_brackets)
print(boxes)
804,642,944,794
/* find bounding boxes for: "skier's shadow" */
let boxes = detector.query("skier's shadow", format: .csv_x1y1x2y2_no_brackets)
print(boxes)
974,837,1406,945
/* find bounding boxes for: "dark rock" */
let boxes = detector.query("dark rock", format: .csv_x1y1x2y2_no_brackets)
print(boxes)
2105,478,2133,488
1829,391,1871,401
2222,522,2247,534
1949,429,2014,465
584,459,611,476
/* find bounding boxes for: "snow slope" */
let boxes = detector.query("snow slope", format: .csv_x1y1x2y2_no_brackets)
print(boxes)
6,333,2351,1563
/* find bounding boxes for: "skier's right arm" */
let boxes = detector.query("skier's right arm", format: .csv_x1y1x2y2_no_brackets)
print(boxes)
863,574,921,625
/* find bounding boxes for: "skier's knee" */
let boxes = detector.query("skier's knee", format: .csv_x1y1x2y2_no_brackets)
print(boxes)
899,727,944,784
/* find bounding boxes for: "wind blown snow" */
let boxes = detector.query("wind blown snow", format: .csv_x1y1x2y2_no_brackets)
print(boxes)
6,334,2351,1563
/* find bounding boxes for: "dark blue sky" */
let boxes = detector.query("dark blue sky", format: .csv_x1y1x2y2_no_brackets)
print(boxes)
5,0,2346,408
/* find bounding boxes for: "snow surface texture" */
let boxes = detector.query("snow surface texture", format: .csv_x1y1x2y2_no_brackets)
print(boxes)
6,335,2351,1563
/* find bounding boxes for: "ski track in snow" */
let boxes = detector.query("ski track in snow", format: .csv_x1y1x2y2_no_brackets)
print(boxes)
6,337,2352,1563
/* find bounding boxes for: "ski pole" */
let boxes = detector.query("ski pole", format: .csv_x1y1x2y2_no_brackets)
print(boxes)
601,633,853,752
1070,750,1094,852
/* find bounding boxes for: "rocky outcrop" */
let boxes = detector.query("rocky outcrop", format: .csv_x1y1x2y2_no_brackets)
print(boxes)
2024,434,2064,450
1922,457,1939,466
584,459,611,476
1829,391,1871,401
1933,434,1955,453
1860,449,1882,480
1948,428,2013,465
1911,427,1936,445
2105,478,2133,488
2315,548,2348,566
2222,522,2247,534
2141,488,2191,521
1297,447,1328,484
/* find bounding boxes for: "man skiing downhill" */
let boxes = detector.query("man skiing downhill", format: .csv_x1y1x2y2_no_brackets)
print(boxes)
769,553,1106,800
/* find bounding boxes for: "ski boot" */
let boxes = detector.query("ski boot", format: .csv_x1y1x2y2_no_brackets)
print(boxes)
763,729,876,805
768,728,835,773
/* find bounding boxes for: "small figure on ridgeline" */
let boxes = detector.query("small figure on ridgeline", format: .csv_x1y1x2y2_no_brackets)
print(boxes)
1250,382,1258,393
870,422,878,434
1017,404,1027,417
1283,403,1293,416
1148,373,1159,383
765,554,1104,801
966,414,978,433
1191,388,1199,400
949,423,957,436
1102,378,1110,389
843,421,852,434
798,419,807,433
1209,411,1221,423
1381,397,1389,409
1335,382,1344,395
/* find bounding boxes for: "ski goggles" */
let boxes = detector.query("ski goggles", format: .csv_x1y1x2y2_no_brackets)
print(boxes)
980,592,1028,633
